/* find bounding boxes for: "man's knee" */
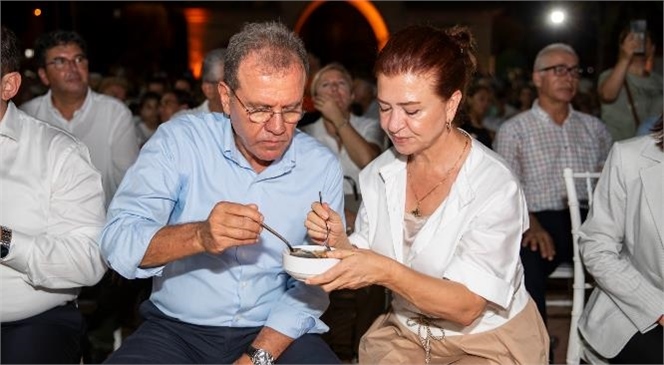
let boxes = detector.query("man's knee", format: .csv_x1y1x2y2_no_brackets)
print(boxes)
278,334,341,364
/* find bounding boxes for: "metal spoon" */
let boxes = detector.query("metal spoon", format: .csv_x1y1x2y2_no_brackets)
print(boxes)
319,191,331,251
261,222,318,258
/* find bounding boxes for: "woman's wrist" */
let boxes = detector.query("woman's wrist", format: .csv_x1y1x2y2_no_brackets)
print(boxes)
336,118,349,131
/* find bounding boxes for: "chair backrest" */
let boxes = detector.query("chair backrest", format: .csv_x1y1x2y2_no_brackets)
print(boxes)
562,168,602,365
343,175,360,202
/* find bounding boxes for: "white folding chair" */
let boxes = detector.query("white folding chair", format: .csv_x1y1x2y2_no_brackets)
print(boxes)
343,175,361,213
546,167,597,307
562,168,603,365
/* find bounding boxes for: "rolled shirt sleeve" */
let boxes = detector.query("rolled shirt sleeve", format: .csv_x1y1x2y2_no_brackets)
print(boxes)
444,179,528,309
101,128,178,279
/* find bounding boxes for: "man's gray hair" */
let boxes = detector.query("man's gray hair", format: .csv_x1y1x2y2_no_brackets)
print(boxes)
224,21,309,90
201,48,227,83
533,43,578,71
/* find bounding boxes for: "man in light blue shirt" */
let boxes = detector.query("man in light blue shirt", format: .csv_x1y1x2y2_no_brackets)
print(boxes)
101,21,343,365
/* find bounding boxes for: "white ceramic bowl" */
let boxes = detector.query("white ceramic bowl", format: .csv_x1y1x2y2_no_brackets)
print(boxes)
282,245,340,281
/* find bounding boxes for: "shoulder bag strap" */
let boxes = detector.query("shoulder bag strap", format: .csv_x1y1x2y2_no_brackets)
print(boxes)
623,79,641,127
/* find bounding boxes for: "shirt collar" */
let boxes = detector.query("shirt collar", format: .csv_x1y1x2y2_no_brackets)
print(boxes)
642,138,664,163
44,88,93,121
0,102,21,141
532,98,576,126
219,115,296,177
378,134,477,207
378,149,407,183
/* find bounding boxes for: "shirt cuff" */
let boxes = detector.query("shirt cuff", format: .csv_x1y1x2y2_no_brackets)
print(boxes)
445,258,515,308
1,229,32,275
104,223,164,279
264,305,326,339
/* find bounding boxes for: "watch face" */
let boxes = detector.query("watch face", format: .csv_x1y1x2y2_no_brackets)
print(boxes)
252,349,274,365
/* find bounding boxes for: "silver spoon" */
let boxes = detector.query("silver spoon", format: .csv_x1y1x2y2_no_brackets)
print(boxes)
319,191,331,251
261,222,318,258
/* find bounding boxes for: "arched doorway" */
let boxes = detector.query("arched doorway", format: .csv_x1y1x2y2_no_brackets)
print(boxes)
295,1,388,78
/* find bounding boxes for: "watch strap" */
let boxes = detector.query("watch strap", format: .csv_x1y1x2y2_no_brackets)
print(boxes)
0,226,12,259
245,345,274,365
246,345,259,358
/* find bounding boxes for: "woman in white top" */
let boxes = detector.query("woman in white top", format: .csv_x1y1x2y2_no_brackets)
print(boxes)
306,25,548,364
301,62,386,230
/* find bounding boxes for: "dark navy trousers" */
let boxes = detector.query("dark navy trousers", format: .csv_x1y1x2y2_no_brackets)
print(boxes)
105,300,341,364
610,325,663,364
1,301,84,364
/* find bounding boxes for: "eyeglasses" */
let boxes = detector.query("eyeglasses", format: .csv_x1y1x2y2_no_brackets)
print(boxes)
230,89,303,124
45,55,88,70
538,64,582,78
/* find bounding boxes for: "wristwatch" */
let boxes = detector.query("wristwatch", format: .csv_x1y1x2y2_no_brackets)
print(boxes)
246,345,274,365
1,226,12,259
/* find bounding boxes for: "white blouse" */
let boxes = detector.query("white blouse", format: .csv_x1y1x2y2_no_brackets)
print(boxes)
352,137,531,336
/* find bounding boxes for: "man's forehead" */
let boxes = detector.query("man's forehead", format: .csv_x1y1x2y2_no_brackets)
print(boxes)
47,43,83,54
542,50,578,65
237,59,305,85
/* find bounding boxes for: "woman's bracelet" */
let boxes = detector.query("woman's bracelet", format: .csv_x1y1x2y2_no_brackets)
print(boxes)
336,119,349,131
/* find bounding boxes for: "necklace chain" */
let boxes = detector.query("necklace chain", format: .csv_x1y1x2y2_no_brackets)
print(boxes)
408,135,470,217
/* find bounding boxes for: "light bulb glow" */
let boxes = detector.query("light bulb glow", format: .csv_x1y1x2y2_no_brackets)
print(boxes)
549,10,565,25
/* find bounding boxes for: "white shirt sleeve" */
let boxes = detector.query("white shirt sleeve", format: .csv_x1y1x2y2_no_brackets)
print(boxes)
2,142,107,288
444,179,528,308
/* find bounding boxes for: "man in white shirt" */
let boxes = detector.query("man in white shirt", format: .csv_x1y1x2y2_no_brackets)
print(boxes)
176,48,226,117
19,29,139,362
20,30,139,207
352,76,379,121
0,25,107,364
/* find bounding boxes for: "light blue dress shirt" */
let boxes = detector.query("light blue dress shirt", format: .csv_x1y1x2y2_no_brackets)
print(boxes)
100,112,345,339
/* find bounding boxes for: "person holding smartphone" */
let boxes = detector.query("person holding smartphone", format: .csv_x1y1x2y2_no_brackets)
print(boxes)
597,23,663,141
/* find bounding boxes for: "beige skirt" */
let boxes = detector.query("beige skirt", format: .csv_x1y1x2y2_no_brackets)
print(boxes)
358,298,549,364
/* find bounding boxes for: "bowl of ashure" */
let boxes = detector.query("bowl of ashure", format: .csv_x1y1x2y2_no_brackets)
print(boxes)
282,245,340,281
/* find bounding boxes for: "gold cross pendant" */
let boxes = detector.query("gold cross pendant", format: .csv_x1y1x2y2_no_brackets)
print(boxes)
411,207,421,217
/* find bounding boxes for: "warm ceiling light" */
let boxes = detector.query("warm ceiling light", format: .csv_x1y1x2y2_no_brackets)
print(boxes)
183,8,210,80
347,0,389,49
34,8,42,16
295,0,389,50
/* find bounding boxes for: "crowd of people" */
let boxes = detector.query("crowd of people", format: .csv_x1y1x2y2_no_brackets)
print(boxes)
1,16,662,365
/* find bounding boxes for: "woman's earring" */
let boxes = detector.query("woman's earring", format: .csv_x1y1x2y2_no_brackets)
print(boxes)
446,121,452,131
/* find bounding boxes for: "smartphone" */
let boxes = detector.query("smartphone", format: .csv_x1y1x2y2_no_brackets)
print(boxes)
630,19,647,55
